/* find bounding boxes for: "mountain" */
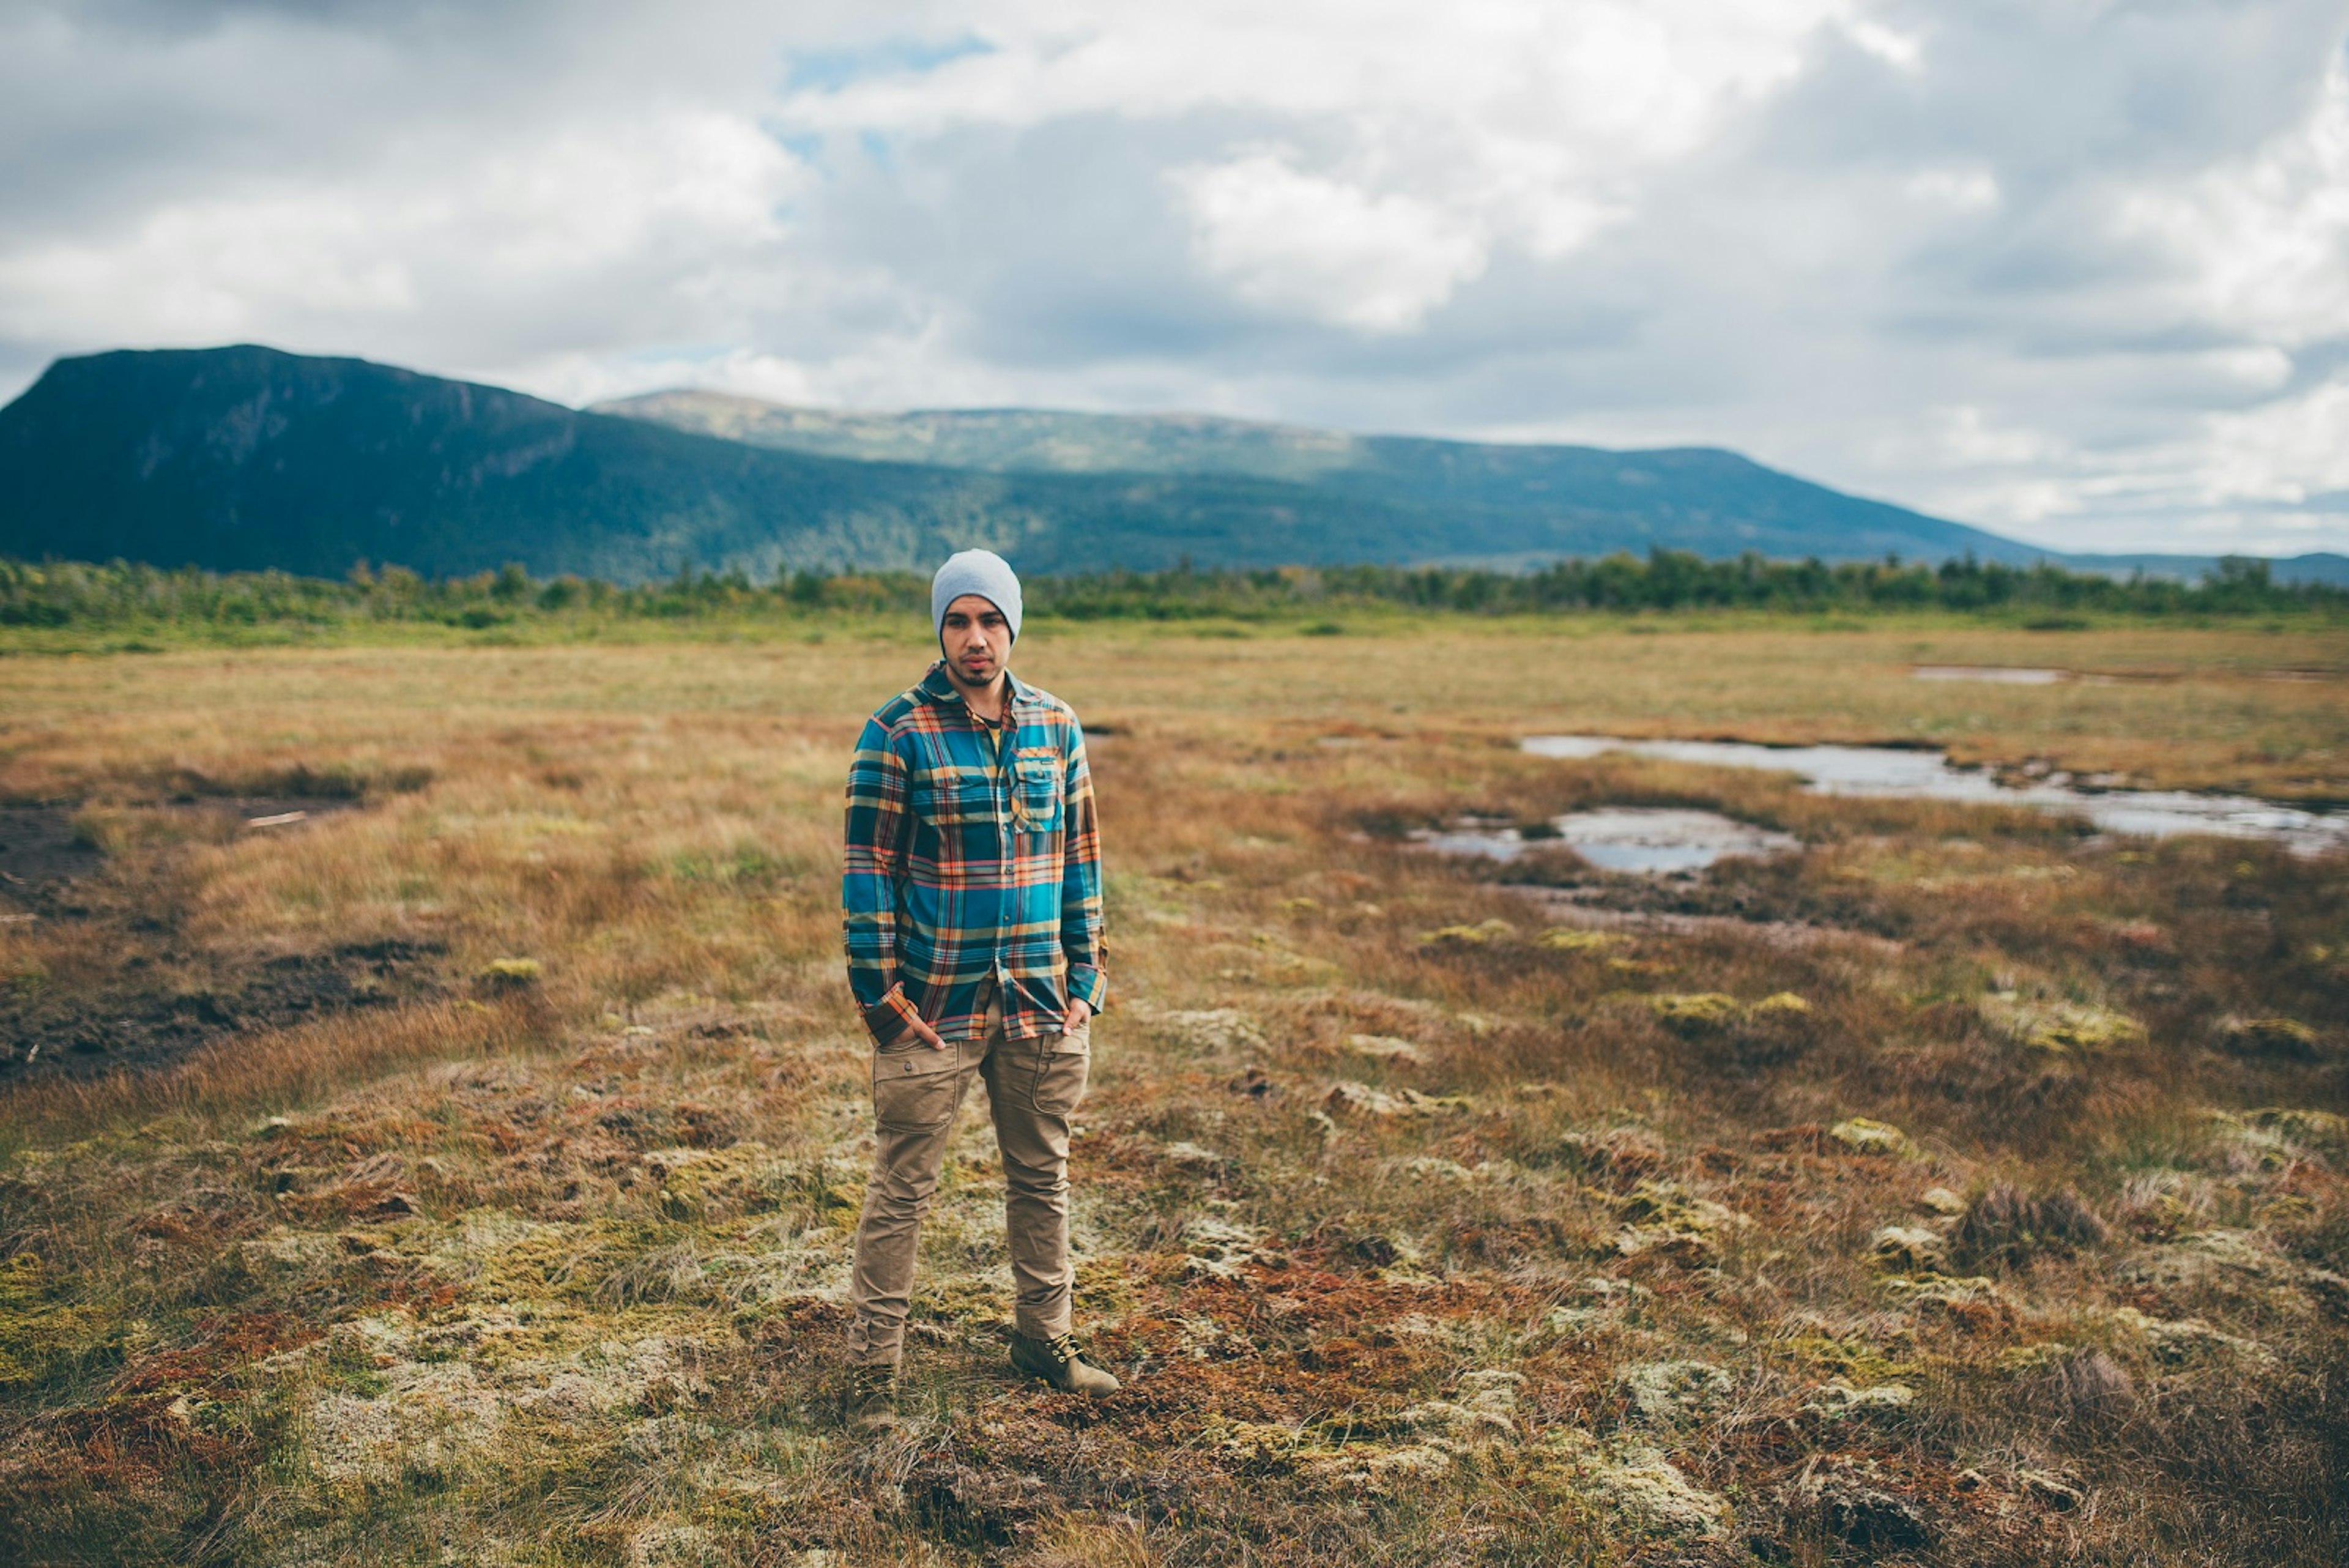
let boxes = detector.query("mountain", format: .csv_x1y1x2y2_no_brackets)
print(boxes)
596,390,2050,568
590,391,1368,483
601,393,2349,584
5,344,2296,584
0,346,1048,582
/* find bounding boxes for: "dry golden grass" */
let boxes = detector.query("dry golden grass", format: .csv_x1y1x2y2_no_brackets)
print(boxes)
0,619,2343,1566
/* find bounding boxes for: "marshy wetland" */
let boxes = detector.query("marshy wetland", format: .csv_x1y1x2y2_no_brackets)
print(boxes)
1,616,2345,1566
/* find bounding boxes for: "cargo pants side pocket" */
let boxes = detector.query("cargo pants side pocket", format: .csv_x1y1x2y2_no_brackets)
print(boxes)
1027,1025,1090,1120
873,1044,963,1131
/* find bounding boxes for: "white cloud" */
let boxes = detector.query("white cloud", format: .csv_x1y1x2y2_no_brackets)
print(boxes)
0,105,807,369
0,196,414,342
2202,373,2349,502
1841,17,1923,72
2120,54,2349,346
1171,154,1488,331
781,0,1854,143
782,0,1857,319
1903,166,2000,210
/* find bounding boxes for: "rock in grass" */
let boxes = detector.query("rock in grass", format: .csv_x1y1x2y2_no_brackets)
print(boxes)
1645,992,1743,1029
1456,1368,1524,1414
1879,1273,2013,1327
1324,1080,1471,1117
1297,1372,1526,1492
1418,919,1517,947
1534,927,1624,951
2240,1106,2348,1148
2118,1227,2305,1291
1151,1008,1267,1053
2106,1307,2265,1365
1918,1186,1967,1215
1748,991,1811,1016
2217,1015,2320,1059
1615,1359,1732,1426
2019,1468,2086,1510
1399,1370,1521,1444
1182,1215,1266,1278
1797,1458,1932,1548
2199,1110,2303,1172
1644,992,1810,1033
1829,1117,1918,1157
626,1524,715,1566
1981,994,2145,1053
1343,1033,1426,1065
1869,1225,1948,1271
1549,1126,1668,1178
1805,1380,1917,1419
1534,1430,1730,1542
1361,1444,1457,1484
1614,1181,1748,1266
2127,1230,2349,1313
478,957,542,987
1994,1341,2074,1372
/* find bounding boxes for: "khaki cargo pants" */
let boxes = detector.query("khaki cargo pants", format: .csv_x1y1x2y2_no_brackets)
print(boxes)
846,986,1091,1367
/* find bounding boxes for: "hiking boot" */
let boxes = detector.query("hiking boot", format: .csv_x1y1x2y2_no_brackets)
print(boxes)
1009,1331,1120,1397
844,1365,899,1436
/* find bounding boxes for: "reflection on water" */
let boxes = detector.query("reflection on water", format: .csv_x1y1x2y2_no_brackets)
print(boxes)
1521,735,2349,855
1416,807,1800,874
1912,665,2066,685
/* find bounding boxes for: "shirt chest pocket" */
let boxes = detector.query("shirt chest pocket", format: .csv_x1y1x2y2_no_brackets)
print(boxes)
913,767,995,828
1012,756,1064,832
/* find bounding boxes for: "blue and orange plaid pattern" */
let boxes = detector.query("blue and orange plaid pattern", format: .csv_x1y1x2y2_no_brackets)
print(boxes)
843,661,1107,1045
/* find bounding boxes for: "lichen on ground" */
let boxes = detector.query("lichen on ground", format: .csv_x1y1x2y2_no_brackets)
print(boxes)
2,628,2345,1566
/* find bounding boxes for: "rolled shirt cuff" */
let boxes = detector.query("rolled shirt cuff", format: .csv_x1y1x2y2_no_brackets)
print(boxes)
861,984,922,1046
1064,963,1108,1014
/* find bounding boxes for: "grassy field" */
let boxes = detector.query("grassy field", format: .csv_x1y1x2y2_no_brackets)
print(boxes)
1,618,2345,1565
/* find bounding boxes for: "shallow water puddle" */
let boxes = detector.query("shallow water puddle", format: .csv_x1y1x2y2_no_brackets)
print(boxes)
1912,664,2066,684
1417,807,1800,873
1522,735,2349,855
1909,664,2171,686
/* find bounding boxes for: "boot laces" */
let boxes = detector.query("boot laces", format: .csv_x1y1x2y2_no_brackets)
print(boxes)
1044,1332,1085,1367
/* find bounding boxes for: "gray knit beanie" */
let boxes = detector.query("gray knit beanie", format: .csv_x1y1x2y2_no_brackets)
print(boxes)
930,549,1023,644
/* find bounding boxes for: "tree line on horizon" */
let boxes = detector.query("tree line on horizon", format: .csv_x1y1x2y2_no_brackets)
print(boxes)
0,550,2337,635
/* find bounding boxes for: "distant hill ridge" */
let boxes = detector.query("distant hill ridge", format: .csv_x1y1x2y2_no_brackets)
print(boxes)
596,387,2047,567
593,390,1371,481
597,392,2349,585
3,345,2341,584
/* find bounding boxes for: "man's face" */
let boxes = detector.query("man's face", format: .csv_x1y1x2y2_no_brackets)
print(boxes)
940,593,1011,686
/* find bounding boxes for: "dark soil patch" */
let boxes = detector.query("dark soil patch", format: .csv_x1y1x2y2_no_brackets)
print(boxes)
0,806,103,896
0,937,443,1085
2,795,363,921
1495,860,1909,943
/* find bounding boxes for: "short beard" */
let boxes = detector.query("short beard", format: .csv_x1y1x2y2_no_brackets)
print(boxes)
943,647,1006,696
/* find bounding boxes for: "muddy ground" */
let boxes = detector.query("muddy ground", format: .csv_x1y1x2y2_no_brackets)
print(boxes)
0,805,104,894
0,795,443,1083
0,935,445,1082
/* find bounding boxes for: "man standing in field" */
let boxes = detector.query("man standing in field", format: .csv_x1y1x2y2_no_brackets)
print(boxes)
839,549,1116,1435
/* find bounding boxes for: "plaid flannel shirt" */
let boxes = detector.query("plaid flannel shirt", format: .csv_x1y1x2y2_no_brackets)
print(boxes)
843,662,1108,1045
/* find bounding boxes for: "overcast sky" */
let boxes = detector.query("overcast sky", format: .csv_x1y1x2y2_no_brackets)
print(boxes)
4,0,2348,555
